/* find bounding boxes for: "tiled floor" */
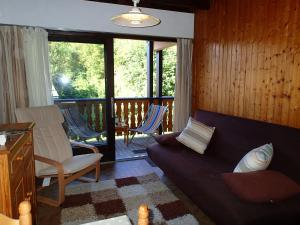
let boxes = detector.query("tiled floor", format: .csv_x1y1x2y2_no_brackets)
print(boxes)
37,159,215,225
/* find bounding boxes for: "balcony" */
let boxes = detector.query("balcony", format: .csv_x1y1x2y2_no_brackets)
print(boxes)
54,96,174,160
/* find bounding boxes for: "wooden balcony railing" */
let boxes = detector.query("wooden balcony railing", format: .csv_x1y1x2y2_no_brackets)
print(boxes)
54,97,174,135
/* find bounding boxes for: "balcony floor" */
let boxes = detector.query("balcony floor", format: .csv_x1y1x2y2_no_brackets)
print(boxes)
115,134,156,161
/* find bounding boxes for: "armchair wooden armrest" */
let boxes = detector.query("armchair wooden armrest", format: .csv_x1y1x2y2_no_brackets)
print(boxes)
34,155,66,206
70,141,99,153
34,155,64,175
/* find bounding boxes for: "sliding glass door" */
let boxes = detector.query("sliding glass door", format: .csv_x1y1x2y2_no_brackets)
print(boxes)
48,34,115,161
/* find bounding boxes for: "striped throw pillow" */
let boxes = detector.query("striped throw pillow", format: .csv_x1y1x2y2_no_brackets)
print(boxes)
234,143,273,173
176,117,215,154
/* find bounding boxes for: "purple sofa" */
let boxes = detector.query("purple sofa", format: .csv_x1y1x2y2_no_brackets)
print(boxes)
147,109,300,225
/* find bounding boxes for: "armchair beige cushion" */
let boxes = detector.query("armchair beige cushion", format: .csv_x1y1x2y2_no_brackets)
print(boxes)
15,105,102,176
37,153,102,176
15,105,102,207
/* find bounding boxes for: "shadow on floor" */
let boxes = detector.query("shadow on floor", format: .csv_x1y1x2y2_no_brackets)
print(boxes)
115,135,156,160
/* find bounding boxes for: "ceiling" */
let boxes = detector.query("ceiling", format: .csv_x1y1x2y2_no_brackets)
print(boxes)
85,0,211,12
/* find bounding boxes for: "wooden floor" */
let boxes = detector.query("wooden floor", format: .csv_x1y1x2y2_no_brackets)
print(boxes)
115,135,156,160
37,159,215,225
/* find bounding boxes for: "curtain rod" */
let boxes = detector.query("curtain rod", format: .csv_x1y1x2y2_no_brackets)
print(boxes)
0,23,177,42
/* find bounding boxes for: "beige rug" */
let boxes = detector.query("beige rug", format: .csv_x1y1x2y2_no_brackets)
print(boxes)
60,173,200,225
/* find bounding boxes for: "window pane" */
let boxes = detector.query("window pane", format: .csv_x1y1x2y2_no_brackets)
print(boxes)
114,39,147,97
49,42,105,99
162,45,177,96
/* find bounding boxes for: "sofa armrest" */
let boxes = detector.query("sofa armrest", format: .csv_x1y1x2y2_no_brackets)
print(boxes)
154,132,182,146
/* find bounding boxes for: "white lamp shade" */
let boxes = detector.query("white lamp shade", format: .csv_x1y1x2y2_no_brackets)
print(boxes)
111,7,161,28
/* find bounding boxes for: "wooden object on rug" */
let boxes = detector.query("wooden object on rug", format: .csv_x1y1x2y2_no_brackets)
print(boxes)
138,204,149,225
0,123,36,220
0,201,32,225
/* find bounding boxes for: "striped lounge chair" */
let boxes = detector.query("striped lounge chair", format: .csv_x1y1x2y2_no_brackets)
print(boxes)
129,104,168,144
61,106,104,143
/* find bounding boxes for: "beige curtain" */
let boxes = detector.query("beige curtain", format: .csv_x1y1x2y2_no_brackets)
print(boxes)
0,26,29,123
21,27,53,107
173,39,193,132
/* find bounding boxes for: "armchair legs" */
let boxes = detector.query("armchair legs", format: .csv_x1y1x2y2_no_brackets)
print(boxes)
37,162,100,207
77,160,100,183
96,160,100,181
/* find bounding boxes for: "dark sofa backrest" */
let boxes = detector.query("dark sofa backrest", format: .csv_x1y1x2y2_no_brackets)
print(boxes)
194,110,300,182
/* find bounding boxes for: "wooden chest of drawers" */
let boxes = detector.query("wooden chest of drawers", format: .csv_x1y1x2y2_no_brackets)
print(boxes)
0,123,36,220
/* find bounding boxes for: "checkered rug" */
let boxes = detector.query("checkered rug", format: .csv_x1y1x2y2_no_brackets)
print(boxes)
61,173,200,225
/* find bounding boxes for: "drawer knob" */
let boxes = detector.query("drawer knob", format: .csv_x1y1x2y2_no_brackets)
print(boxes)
16,156,23,161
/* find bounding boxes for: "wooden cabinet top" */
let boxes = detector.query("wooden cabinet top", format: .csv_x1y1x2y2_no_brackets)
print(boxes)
0,122,34,154
0,122,34,132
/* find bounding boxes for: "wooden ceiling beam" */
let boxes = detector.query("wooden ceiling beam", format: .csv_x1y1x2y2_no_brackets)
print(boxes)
85,0,210,12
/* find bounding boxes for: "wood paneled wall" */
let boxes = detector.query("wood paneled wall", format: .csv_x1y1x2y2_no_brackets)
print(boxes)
192,0,300,128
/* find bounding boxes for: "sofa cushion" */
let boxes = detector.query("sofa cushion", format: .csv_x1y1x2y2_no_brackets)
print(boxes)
223,170,300,203
176,117,215,154
147,143,232,177
154,132,181,146
234,143,273,173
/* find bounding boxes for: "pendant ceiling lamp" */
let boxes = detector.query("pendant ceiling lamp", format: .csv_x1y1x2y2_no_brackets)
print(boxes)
111,0,161,28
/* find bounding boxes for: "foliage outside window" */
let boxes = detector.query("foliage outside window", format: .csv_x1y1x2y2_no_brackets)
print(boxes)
162,46,176,96
49,40,176,99
114,39,147,97
49,42,105,99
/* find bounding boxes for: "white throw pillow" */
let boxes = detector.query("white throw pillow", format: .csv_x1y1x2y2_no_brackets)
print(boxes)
176,117,215,154
234,143,274,173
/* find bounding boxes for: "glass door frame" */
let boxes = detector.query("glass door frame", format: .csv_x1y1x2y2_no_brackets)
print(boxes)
48,31,115,161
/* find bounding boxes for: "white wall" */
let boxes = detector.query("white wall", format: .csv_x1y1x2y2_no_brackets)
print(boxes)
0,0,194,38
